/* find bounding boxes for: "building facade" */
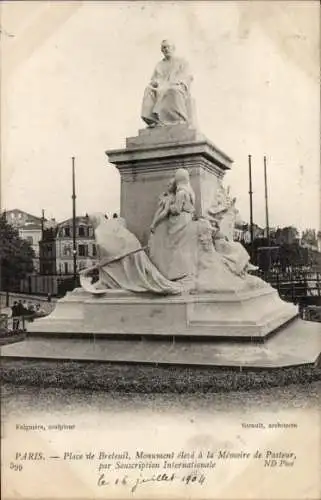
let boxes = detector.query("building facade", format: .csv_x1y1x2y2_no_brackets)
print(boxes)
232,222,264,244
55,216,97,274
39,222,58,275
5,209,43,271
38,215,98,275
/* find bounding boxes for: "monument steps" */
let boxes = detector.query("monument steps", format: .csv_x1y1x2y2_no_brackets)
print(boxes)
1,317,320,370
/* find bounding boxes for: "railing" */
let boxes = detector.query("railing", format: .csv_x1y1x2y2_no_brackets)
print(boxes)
254,270,321,305
301,306,321,322
4,274,80,298
0,308,51,333
0,314,26,332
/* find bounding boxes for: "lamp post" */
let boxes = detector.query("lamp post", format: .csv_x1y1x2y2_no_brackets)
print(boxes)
72,157,77,287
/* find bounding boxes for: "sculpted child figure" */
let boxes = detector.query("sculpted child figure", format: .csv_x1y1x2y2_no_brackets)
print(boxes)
207,189,258,277
150,178,176,234
195,217,247,293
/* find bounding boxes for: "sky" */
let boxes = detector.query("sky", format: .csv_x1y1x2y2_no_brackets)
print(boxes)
1,0,320,231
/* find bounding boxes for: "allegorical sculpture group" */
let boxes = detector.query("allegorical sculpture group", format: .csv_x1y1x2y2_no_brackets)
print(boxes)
80,166,262,296
80,40,265,296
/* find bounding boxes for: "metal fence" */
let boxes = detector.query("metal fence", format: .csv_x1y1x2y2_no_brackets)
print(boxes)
255,270,321,305
6,274,80,298
301,306,321,322
0,314,26,332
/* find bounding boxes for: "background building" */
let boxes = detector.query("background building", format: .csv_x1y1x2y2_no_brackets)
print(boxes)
5,209,43,271
39,220,58,275
39,215,97,275
55,215,97,274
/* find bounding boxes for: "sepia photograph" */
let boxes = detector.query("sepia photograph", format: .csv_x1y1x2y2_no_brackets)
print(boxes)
1,1,320,498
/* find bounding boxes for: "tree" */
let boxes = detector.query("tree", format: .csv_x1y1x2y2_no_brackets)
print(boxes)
301,229,317,248
241,226,314,273
0,212,35,290
275,226,299,245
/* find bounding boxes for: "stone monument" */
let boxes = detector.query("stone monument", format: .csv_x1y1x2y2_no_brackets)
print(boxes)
28,39,299,339
107,40,232,246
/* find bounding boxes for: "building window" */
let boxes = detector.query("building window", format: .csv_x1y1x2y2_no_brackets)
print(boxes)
92,244,97,257
26,236,33,244
78,226,85,237
63,245,71,256
78,244,88,257
64,262,69,274
64,227,71,237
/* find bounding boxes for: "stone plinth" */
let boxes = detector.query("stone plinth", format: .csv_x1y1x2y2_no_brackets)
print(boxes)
28,286,297,339
106,125,233,245
3,317,320,369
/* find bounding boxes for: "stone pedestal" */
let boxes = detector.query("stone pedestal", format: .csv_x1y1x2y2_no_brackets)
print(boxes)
28,286,298,340
106,124,233,245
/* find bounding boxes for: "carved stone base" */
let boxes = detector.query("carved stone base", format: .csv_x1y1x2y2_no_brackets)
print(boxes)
28,287,298,339
106,124,233,245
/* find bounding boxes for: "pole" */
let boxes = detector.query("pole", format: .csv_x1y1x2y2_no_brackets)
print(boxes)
264,156,270,245
72,156,77,286
41,209,45,238
264,155,271,272
248,154,254,260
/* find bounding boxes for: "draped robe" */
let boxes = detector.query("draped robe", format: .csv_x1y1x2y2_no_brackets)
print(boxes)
141,56,193,126
80,216,182,295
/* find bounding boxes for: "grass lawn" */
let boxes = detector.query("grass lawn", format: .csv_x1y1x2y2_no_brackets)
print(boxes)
1,356,320,393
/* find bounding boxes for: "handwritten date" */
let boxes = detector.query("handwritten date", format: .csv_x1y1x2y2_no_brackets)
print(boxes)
98,472,206,492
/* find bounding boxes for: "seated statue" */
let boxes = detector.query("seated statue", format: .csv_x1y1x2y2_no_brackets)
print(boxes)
141,40,193,127
79,213,182,295
148,168,198,290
